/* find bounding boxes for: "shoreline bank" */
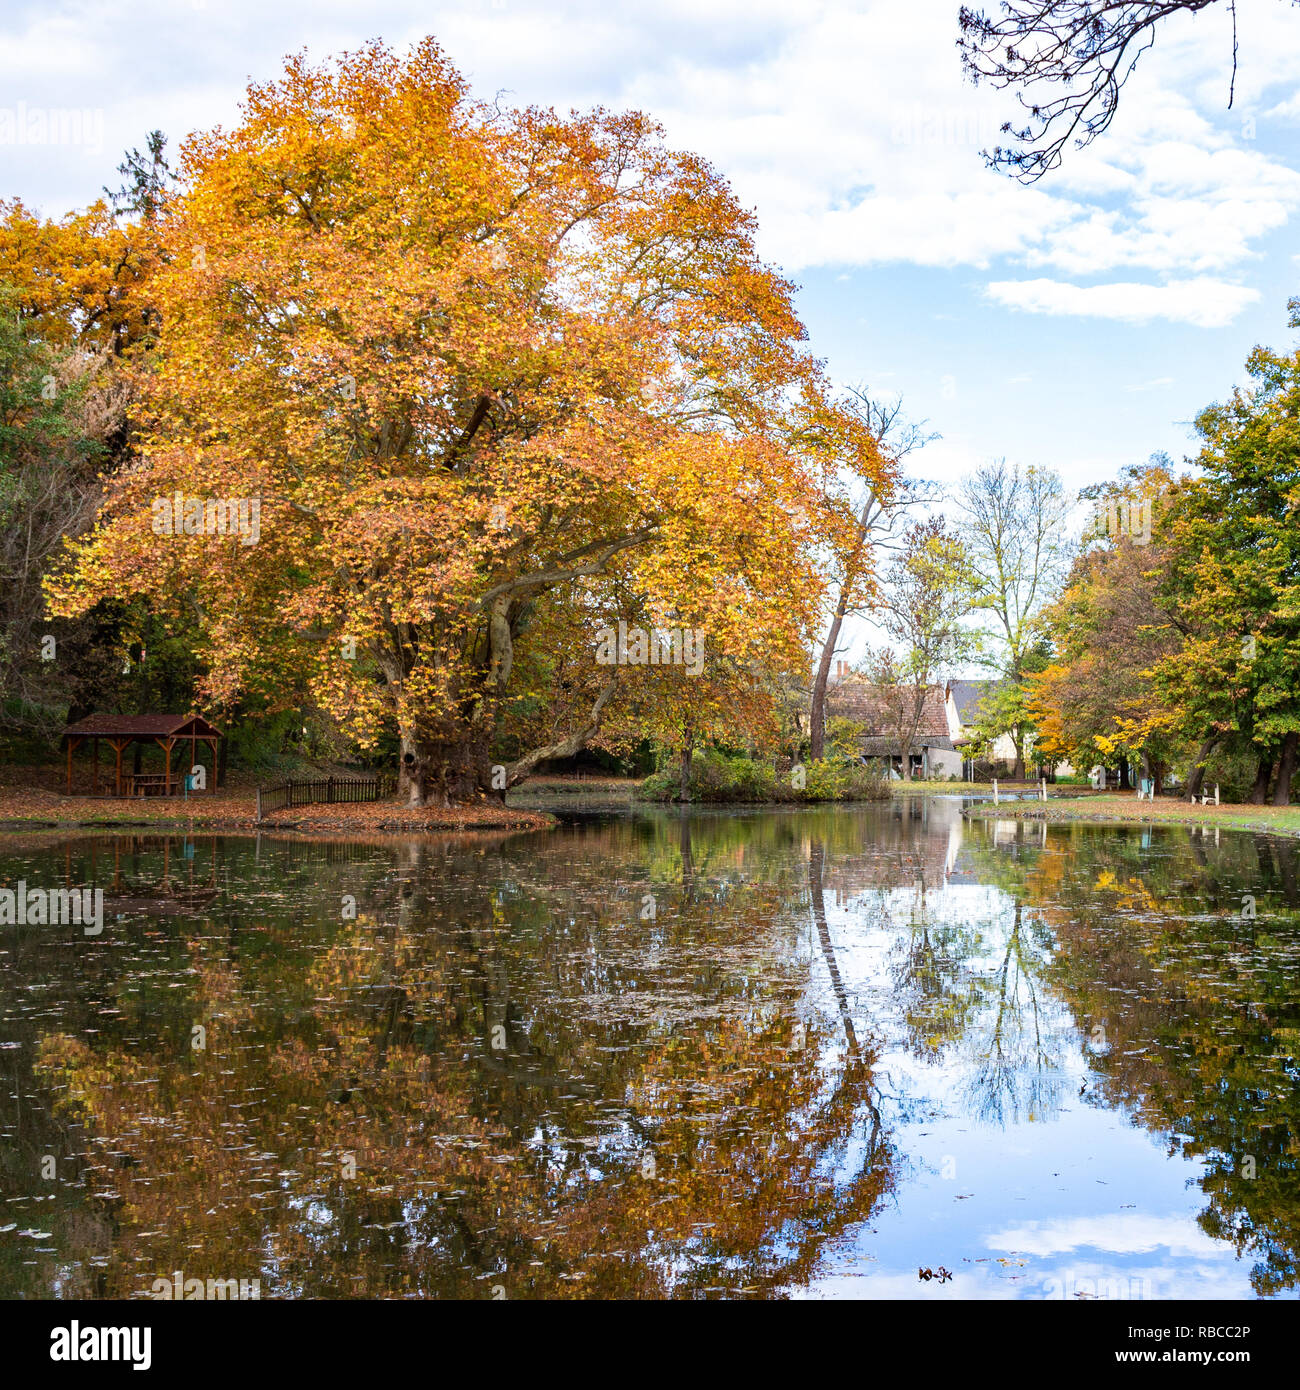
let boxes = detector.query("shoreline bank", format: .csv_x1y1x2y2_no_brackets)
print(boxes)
0,788,556,835
964,793,1300,839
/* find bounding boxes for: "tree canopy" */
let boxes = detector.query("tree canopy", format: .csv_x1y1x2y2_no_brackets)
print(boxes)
47,38,889,804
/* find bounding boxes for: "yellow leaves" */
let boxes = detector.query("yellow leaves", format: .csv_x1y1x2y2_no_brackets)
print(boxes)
0,197,161,352
48,35,879,767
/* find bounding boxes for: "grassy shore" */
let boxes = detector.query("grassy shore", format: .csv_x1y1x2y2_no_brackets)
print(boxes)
0,778,554,833
965,792,1300,838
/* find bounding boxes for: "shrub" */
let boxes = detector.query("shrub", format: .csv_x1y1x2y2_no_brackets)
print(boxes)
640,752,889,803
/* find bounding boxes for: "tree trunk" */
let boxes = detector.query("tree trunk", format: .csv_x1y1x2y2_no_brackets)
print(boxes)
679,743,694,802
1118,758,1130,791
810,604,847,762
811,491,883,760
1278,841,1300,907
1272,732,1298,806
1012,730,1025,781
809,840,859,1056
1249,753,1273,805
679,813,695,900
1186,737,1216,801
398,724,489,808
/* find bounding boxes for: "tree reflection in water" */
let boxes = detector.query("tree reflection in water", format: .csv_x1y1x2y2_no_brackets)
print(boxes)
1,807,1298,1297
11,819,894,1298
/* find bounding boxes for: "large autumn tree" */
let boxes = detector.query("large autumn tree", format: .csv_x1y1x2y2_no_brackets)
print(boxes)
49,39,887,806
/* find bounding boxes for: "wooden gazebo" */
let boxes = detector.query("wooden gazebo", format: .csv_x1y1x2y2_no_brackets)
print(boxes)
62,714,222,798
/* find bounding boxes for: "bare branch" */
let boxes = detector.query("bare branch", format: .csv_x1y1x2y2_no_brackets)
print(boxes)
957,1,1227,182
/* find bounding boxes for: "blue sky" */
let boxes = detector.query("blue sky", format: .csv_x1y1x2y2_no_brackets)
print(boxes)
4,0,1300,650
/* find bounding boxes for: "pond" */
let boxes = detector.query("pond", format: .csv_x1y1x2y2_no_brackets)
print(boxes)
1,798,1297,1300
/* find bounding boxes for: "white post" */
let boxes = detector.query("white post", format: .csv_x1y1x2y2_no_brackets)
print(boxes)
993,778,999,805
1214,784,1220,806
1041,778,1048,801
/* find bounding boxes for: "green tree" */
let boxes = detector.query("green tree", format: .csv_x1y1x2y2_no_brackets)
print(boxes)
1155,305,1300,804
0,294,128,732
1031,459,1186,791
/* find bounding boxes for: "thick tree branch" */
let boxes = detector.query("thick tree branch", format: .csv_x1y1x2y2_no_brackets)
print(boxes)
505,675,619,785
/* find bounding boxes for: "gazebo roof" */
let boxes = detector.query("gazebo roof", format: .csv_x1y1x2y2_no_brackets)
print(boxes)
63,713,222,740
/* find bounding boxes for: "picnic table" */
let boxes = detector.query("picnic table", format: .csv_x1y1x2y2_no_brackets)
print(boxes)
125,773,172,797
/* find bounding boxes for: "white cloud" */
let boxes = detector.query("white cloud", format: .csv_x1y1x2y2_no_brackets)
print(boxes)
608,0,1300,289
988,1213,1224,1261
1265,90,1300,122
985,277,1260,328
1,0,1297,323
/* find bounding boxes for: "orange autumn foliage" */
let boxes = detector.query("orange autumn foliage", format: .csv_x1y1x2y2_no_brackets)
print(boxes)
49,38,890,803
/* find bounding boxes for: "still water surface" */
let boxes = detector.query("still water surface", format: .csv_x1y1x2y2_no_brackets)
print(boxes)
1,797,1297,1299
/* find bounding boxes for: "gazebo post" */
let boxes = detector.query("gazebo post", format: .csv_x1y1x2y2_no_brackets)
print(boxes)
156,736,175,796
